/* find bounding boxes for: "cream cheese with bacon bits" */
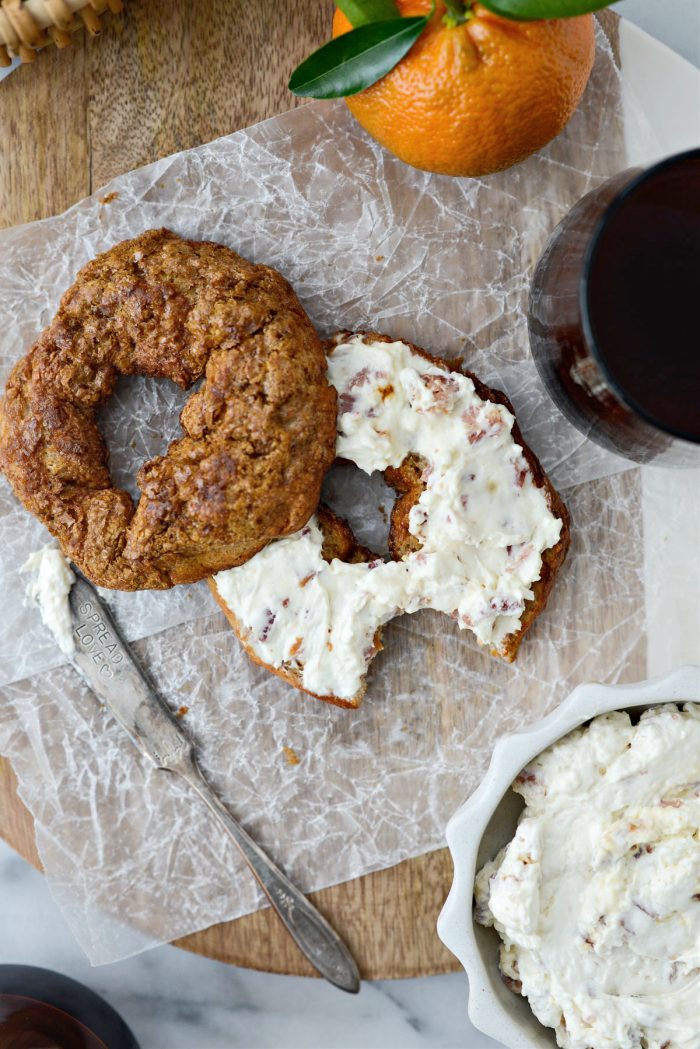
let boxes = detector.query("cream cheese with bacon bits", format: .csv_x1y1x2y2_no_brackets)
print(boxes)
214,336,563,700
475,704,700,1049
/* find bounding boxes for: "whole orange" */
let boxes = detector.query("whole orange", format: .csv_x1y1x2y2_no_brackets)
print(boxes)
332,1,595,177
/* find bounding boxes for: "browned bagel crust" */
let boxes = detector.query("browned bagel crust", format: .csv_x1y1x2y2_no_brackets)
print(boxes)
208,506,380,709
0,229,337,590
328,331,571,665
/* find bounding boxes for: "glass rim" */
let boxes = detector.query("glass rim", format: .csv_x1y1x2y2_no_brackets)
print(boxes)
580,147,700,446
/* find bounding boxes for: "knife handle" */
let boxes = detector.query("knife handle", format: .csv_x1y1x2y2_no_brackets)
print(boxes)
173,753,360,994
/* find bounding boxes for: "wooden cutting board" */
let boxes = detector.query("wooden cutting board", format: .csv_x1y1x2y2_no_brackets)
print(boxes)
0,0,631,980
0,0,461,980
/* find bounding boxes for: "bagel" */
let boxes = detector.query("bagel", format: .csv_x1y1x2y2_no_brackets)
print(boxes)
210,504,381,709
211,332,570,708
0,229,337,590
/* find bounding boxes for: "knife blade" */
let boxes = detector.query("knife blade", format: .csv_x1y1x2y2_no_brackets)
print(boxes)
68,572,189,769
64,568,360,993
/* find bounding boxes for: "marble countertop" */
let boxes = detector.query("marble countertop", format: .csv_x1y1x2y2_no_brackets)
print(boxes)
0,838,500,1049
0,5,697,1049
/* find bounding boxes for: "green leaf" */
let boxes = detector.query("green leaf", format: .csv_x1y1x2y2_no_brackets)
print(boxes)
479,0,613,19
336,0,400,27
289,16,429,99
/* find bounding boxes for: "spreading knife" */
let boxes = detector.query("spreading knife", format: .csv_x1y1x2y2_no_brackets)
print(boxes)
61,567,360,994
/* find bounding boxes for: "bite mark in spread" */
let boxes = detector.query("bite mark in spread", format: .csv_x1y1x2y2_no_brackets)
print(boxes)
214,336,563,700
475,704,700,1049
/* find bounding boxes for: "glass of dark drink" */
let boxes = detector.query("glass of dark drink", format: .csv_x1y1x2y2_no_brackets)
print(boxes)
528,148,700,467
0,966,139,1049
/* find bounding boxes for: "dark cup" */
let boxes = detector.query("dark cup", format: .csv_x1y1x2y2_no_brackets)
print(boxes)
528,149,700,467
0,966,139,1049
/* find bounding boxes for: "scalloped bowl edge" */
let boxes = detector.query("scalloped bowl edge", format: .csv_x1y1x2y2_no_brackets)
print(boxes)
436,665,700,1049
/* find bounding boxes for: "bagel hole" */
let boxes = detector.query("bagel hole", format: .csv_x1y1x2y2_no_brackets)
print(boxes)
321,461,394,558
97,374,202,501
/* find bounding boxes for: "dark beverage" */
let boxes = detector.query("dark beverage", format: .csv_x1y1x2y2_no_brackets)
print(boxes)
0,995,107,1049
0,968,138,1049
528,149,700,466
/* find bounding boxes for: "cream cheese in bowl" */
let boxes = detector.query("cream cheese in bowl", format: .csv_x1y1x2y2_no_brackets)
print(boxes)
474,704,700,1049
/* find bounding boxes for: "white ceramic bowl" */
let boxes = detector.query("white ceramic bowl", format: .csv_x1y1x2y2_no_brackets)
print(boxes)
436,665,700,1049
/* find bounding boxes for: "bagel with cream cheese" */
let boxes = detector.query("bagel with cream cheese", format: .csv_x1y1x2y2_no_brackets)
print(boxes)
212,332,570,707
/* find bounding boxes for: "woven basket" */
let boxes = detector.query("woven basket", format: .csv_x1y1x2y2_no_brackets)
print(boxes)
0,0,124,65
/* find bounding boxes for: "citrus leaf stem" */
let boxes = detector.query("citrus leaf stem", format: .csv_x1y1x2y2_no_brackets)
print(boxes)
442,0,475,26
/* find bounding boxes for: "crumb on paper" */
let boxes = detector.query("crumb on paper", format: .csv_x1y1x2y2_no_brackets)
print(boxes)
283,746,300,766
176,705,189,718
99,192,119,205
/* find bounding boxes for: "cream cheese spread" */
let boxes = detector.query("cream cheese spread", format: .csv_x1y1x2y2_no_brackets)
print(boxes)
21,545,75,655
214,336,563,699
475,704,700,1049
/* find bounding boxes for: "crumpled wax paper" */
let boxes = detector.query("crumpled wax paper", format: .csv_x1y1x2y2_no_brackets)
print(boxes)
0,25,657,963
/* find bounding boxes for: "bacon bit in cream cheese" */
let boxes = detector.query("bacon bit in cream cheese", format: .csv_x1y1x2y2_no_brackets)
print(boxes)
213,336,563,700
475,704,700,1049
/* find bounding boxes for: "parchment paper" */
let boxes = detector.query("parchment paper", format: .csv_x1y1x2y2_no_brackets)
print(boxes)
0,27,657,963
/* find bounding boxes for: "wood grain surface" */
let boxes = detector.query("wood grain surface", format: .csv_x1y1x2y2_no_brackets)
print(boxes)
0,2,636,981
